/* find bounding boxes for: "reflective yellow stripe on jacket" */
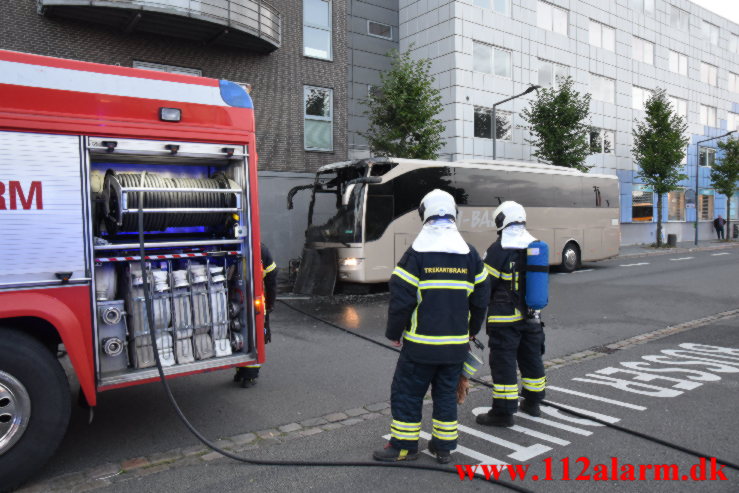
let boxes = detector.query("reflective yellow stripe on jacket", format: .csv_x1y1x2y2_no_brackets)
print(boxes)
392,266,419,287
487,308,524,324
263,262,277,278
484,263,512,281
403,331,469,345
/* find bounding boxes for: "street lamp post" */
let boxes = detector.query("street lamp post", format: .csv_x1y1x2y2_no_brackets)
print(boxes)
694,130,735,245
492,84,540,160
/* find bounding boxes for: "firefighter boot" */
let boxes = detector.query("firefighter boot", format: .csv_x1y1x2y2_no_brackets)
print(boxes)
427,442,452,464
373,443,418,462
240,377,257,388
519,399,541,417
476,411,514,427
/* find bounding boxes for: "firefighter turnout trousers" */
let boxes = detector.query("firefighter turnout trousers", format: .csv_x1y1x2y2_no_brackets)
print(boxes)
489,320,546,415
389,352,462,452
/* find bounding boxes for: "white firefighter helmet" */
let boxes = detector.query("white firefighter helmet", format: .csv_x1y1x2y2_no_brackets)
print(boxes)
494,201,526,231
418,189,458,223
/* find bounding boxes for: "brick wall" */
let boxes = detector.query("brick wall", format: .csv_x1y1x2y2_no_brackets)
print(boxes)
1,0,348,172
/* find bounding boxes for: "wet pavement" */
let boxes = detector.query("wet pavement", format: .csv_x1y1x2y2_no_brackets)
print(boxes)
17,245,739,492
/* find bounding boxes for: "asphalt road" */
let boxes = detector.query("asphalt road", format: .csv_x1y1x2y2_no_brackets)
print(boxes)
18,244,739,492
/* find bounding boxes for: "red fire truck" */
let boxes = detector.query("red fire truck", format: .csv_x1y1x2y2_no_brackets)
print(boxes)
0,50,265,489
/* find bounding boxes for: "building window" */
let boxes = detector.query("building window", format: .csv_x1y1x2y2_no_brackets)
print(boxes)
537,59,568,87
699,105,717,127
304,0,332,60
701,21,719,45
630,0,654,15
472,42,511,78
700,62,718,87
304,86,333,151
133,61,202,76
731,33,739,54
699,146,716,167
728,112,739,132
474,107,511,140
590,128,614,153
670,6,689,31
698,189,714,221
473,0,511,16
591,74,615,104
632,37,654,64
729,72,739,93
367,21,392,40
632,86,651,111
730,194,739,220
668,50,688,76
669,96,688,119
589,20,615,51
668,190,685,221
537,1,568,36
632,185,653,222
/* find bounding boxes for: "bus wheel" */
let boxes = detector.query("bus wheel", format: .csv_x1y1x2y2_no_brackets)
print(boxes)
0,329,71,491
560,242,580,273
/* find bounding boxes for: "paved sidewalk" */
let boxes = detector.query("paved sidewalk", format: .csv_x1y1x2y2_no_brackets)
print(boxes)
618,239,739,258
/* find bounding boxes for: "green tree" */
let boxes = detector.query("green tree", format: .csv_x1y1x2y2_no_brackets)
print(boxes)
632,88,689,247
521,76,592,172
361,49,445,159
712,137,739,241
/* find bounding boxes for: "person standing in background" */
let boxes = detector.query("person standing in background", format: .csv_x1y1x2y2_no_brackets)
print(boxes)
234,243,277,388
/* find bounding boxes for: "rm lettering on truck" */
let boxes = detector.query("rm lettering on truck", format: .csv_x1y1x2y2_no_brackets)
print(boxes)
0,49,265,490
0,180,43,210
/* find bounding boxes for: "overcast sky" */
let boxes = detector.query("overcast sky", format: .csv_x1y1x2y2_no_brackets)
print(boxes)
690,0,739,25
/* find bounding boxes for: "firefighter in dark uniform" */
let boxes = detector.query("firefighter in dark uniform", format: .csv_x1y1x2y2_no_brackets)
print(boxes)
476,201,546,427
235,243,277,388
373,190,490,464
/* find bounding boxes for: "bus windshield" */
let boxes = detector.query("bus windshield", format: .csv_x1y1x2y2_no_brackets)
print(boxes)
306,164,367,244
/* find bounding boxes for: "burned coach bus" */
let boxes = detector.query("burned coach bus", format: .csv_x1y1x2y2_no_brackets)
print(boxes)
289,158,620,294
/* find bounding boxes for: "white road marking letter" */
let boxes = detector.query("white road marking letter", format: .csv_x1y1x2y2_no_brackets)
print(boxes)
458,424,552,462
678,343,739,359
510,425,571,446
543,401,621,424
595,367,702,391
658,350,739,371
547,386,647,410
514,412,593,435
418,432,509,466
572,373,683,397
643,354,739,373
619,361,720,382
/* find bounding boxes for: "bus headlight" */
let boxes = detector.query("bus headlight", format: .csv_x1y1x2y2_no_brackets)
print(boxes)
340,257,363,267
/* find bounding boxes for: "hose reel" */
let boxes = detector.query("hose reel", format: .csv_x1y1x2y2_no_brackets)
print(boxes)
103,170,240,233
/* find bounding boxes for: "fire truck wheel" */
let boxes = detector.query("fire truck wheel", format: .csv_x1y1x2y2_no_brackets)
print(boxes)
0,329,71,492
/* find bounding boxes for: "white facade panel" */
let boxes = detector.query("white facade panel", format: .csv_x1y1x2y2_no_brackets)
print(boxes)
0,131,86,286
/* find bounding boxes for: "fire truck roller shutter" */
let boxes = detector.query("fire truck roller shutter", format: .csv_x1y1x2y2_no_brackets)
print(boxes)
0,329,71,492
102,171,238,233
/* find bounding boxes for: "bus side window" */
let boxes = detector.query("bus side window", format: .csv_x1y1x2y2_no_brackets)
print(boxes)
365,193,394,242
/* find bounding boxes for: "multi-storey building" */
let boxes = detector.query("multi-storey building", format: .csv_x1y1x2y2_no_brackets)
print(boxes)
394,0,739,243
1,0,350,267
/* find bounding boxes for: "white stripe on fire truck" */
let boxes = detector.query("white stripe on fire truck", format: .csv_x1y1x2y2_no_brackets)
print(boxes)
95,252,239,262
0,60,227,107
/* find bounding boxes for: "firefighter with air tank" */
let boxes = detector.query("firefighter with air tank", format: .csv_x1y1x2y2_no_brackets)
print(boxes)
476,201,549,427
